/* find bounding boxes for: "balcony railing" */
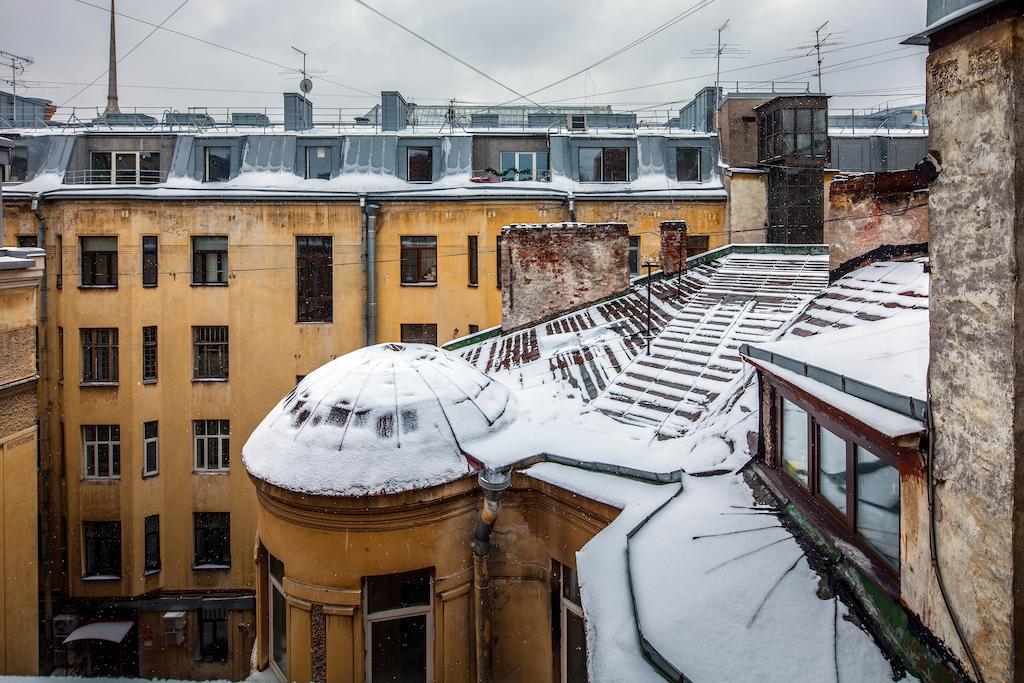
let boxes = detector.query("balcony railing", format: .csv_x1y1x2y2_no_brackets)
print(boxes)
470,168,552,183
64,169,166,185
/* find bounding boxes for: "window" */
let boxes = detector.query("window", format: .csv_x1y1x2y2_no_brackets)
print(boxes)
856,446,900,567
467,236,479,286
143,421,159,477
687,234,710,255
568,114,587,131
5,147,28,182
58,327,64,382
578,147,629,182
400,236,438,284
80,236,118,287
305,145,332,180
16,234,37,247
401,324,438,346
364,568,432,683
296,237,333,323
192,236,228,285
193,326,228,380
759,106,827,161
194,420,230,472
496,236,503,289
88,151,161,184
204,147,231,182
199,608,229,662
407,147,433,182
818,426,847,514
628,236,640,276
142,326,157,383
83,425,120,479
498,151,549,181
269,554,287,680
553,561,588,683
81,328,118,384
89,151,112,184
144,514,160,572
83,521,121,577
193,512,231,568
142,236,158,287
781,399,809,486
676,147,701,181
56,234,63,288
469,324,480,334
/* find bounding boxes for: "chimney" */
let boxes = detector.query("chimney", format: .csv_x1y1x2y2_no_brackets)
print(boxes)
659,221,688,276
381,91,408,132
500,223,629,331
283,93,313,131
103,0,120,116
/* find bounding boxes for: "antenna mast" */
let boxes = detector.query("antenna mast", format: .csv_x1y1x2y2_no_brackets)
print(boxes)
689,20,748,126
788,22,846,93
0,49,34,109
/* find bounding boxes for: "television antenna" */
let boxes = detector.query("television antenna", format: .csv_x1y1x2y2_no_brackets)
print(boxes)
0,50,34,102
278,46,325,95
788,21,847,93
689,20,749,109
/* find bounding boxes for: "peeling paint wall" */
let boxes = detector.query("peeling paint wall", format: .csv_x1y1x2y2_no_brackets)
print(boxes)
922,11,1024,683
725,172,768,244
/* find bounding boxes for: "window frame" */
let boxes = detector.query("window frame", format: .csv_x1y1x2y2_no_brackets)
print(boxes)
143,420,159,478
193,419,230,473
268,553,287,681
80,236,118,288
400,324,438,346
80,327,119,385
363,569,434,683
141,235,159,287
467,235,479,286
296,236,333,323
198,607,230,662
628,236,640,276
304,145,332,180
82,424,121,480
400,236,438,286
553,559,588,683
191,236,229,286
675,147,701,182
193,511,231,569
192,326,229,381
142,326,157,383
144,514,160,573
578,146,630,183
406,147,434,183
83,520,122,579
204,146,232,182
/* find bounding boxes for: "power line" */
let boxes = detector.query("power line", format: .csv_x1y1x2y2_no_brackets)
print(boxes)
352,0,556,115
483,0,716,111
60,0,192,108
68,0,376,98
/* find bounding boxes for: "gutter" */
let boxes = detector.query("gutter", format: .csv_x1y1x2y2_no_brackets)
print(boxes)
363,201,380,346
472,467,511,683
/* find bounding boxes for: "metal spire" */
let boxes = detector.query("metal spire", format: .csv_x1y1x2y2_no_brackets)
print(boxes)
104,0,120,115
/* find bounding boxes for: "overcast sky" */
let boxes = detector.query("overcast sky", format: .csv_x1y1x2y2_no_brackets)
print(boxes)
1,0,928,121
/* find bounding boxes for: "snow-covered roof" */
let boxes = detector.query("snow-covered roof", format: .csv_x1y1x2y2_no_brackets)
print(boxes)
242,343,517,496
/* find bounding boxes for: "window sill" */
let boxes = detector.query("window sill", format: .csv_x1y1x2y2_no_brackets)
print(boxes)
142,379,157,385
78,285,118,290
195,655,232,665
193,377,229,383
142,284,158,289
192,564,231,571
142,471,159,479
80,381,119,388
406,179,435,184
143,568,161,576
467,283,479,288
82,574,121,581
400,282,438,287
194,469,230,475
296,320,333,325
190,282,229,288
82,477,120,483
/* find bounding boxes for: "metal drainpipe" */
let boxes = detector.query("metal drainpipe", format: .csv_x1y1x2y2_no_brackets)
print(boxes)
472,467,511,683
365,202,380,346
359,195,368,346
567,191,576,222
30,194,53,667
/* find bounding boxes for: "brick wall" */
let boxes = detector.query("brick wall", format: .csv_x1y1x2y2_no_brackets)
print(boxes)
659,221,689,275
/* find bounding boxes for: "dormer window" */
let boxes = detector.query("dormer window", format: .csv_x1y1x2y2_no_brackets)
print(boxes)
676,147,701,182
407,147,433,182
579,147,629,182
88,151,161,184
305,146,332,180
204,147,231,182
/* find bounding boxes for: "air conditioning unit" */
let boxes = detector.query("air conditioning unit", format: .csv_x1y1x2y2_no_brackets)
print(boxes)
568,114,587,131
163,611,187,647
53,614,80,639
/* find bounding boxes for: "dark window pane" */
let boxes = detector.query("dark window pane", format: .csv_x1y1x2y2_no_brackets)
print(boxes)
193,326,229,379
400,237,438,284
628,236,640,275
496,236,503,288
194,512,231,566
297,236,333,322
84,521,121,576
142,326,157,381
676,147,701,182
306,146,332,180
192,236,228,285
142,236,158,287
205,147,231,182
686,235,710,255
81,328,118,383
144,515,160,571
602,147,628,182
139,152,161,184
400,324,438,346
565,609,588,683
90,152,112,184
81,236,118,287
199,610,229,661
856,447,900,567
366,568,432,613
578,148,602,182
271,576,287,676
407,148,432,182
371,616,427,683
781,399,808,486
16,234,37,247
468,236,479,285
115,152,137,184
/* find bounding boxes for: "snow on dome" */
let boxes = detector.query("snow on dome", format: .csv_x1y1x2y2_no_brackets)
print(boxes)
243,343,517,496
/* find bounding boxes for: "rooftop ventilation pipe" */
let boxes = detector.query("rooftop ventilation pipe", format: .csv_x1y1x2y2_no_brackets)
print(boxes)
362,200,380,346
472,467,511,683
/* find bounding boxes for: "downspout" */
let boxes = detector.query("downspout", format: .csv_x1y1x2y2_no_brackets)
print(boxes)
30,193,53,668
360,194,368,346
365,202,380,346
566,191,576,222
472,467,511,683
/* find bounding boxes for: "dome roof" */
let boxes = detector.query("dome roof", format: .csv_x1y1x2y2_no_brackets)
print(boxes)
242,343,517,496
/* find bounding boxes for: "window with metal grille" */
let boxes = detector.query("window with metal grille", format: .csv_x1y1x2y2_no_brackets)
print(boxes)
407,147,433,182
144,514,160,572
578,147,629,182
193,512,231,567
628,236,640,275
80,236,118,287
194,420,230,471
83,424,120,479
83,521,121,577
193,326,228,380
81,328,118,384
467,236,479,286
199,608,230,661
400,324,438,346
142,235,158,286
204,147,231,182
192,236,228,285
142,326,157,383
143,421,158,477
296,236,333,322
400,236,438,284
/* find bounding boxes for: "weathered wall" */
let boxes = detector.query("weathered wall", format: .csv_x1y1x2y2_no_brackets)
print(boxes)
725,171,768,244
501,223,629,330
826,171,930,270
717,97,770,168
470,136,548,174
659,221,688,275
921,12,1024,683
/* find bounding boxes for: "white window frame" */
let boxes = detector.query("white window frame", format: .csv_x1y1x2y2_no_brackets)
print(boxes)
269,560,287,682
83,425,120,480
513,152,541,181
568,113,587,131
194,420,230,472
363,576,434,683
143,421,159,477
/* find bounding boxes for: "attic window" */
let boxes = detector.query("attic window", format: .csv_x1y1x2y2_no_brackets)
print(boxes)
407,147,433,182
305,146,332,180
676,147,701,182
579,147,629,182
568,114,587,131
204,147,231,182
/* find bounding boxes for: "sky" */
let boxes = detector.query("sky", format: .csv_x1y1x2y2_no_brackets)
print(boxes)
0,0,929,122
